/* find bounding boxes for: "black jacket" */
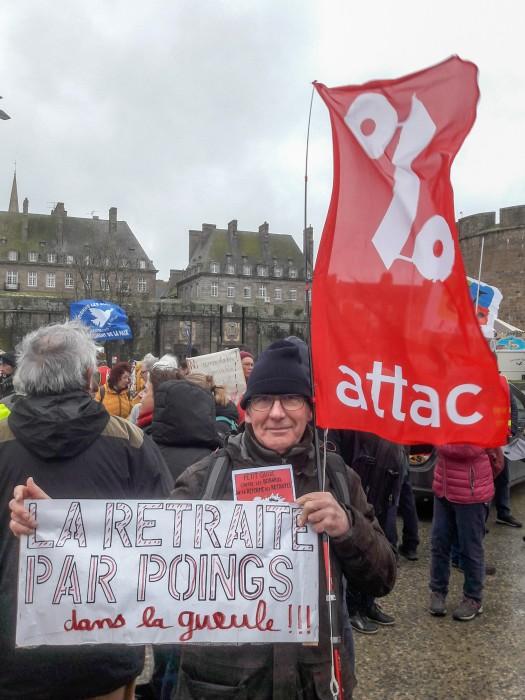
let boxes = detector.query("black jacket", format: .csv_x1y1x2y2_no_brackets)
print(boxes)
148,380,221,481
0,391,174,700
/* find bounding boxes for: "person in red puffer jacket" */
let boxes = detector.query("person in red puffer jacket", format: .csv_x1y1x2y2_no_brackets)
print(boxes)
429,443,502,622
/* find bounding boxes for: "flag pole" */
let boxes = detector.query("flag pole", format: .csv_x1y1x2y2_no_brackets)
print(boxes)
474,236,485,315
303,83,343,700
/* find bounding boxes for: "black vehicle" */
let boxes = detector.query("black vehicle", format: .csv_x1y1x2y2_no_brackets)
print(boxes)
409,382,525,500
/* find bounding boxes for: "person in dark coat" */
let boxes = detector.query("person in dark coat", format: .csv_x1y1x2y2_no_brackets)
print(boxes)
148,379,221,481
2,321,173,700
170,340,396,698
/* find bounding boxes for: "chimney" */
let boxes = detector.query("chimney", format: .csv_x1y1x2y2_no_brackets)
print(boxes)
53,202,66,247
109,207,117,235
258,221,269,239
202,223,216,236
228,219,238,237
21,198,29,242
53,202,67,216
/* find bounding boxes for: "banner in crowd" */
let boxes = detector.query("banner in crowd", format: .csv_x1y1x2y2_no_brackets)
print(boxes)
467,277,502,339
312,56,508,446
186,348,246,402
16,499,318,647
70,299,133,341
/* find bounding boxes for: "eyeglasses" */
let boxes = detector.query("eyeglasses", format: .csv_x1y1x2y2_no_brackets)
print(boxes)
249,395,306,412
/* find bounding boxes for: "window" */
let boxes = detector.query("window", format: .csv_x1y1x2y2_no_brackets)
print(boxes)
274,288,282,302
46,273,56,288
137,277,147,293
118,278,130,293
139,259,146,269
8,250,18,261
103,257,110,268
226,263,235,275
210,262,220,274
274,266,282,277
47,253,57,264
288,288,297,301
243,287,251,299
289,267,297,279
257,265,267,277
27,272,38,288
66,255,74,265
227,285,235,298
0,237,6,245
6,271,18,287
84,255,91,266
28,251,38,262
65,272,74,289
242,264,252,276
100,274,110,291
258,285,267,299
226,304,233,313
84,273,93,291
210,282,219,297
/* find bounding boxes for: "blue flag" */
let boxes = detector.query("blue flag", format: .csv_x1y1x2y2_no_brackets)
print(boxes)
70,299,133,340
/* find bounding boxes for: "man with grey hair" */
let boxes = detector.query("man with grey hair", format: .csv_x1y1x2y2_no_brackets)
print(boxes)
0,321,173,700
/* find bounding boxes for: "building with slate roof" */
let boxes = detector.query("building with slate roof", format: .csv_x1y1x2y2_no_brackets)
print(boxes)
172,220,313,309
0,172,156,301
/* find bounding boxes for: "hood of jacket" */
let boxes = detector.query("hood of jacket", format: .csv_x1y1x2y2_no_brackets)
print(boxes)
150,380,220,449
8,390,110,460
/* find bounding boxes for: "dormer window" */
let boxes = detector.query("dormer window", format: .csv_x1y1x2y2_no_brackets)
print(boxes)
226,263,235,274
139,259,146,269
66,255,74,265
274,266,282,277
289,267,297,279
28,251,38,262
47,253,57,264
257,265,267,277
210,262,220,274
8,250,18,261
242,264,252,276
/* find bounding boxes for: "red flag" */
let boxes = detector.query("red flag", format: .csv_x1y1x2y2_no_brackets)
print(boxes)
312,57,508,446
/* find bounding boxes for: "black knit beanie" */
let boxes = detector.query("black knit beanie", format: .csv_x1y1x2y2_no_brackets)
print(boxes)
240,340,311,409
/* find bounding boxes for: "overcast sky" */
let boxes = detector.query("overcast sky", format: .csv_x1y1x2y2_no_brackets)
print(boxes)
1,1,524,279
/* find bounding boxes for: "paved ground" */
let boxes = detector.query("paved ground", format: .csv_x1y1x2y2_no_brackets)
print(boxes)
352,483,525,700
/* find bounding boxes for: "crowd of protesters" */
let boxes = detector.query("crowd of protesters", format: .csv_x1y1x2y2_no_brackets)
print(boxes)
0,321,523,699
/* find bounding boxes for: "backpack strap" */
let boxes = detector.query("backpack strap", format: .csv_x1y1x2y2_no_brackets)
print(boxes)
324,452,351,508
216,415,238,432
201,454,231,500
99,385,105,403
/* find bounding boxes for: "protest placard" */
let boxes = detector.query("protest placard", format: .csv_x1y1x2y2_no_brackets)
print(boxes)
186,348,246,402
16,499,318,647
233,465,296,502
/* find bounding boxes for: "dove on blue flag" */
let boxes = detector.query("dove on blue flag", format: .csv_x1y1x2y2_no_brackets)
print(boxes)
70,300,133,340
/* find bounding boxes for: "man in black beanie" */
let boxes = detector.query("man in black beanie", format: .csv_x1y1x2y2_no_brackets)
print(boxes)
10,340,396,699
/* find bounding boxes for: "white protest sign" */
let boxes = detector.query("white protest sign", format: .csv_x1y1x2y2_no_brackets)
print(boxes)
17,500,318,646
186,348,246,402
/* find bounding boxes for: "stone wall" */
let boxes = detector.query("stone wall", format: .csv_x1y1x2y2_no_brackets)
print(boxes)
458,206,525,330
0,295,307,360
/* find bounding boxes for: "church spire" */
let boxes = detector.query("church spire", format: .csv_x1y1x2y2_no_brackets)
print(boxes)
8,169,19,213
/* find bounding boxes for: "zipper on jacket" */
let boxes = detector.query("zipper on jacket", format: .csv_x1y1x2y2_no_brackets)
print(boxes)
469,465,475,496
